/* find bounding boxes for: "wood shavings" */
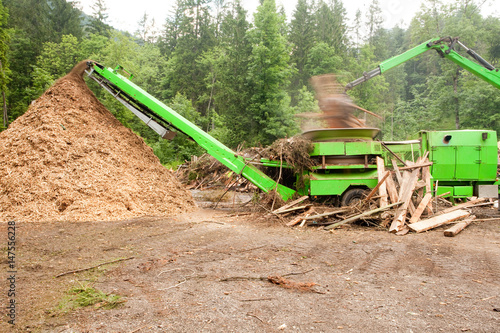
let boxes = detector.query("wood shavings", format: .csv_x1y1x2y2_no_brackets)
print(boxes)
0,61,195,222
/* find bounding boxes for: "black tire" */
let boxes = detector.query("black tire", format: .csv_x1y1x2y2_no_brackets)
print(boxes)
341,188,368,206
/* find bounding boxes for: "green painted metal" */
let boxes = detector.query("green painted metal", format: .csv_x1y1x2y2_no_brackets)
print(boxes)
453,186,474,197
308,170,378,196
88,63,296,200
379,38,440,73
357,37,500,90
302,128,380,141
425,130,497,182
345,141,382,155
310,142,345,156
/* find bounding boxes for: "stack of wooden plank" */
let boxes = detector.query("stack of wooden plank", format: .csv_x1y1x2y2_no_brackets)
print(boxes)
363,155,489,235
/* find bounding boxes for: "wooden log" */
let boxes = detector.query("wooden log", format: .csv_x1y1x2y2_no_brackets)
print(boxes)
444,216,476,237
324,201,404,230
272,195,309,214
376,157,388,208
389,169,419,233
408,209,471,233
409,192,433,224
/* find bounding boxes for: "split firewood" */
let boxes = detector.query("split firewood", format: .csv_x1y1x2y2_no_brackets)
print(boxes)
444,216,476,237
408,209,471,233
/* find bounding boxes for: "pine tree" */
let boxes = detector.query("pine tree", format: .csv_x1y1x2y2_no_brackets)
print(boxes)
289,0,314,99
89,0,110,37
247,0,297,145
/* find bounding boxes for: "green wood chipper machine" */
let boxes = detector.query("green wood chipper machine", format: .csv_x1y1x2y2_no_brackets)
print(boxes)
84,36,500,204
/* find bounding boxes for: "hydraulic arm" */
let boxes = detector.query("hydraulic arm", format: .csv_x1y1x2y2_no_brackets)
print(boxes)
85,62,296,201
345,37,500,91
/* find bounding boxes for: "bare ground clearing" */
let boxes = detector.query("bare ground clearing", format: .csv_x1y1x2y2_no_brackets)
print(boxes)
1,201,500,332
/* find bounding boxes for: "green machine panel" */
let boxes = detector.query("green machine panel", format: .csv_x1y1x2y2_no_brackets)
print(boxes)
310,142,345,156
345,141,382,155
455,146,480,180
430,146,456,180
426,130,498,182
308,170,378,196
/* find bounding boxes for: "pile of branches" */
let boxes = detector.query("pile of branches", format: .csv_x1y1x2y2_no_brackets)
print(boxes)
177,136,315,193
176,154,256,192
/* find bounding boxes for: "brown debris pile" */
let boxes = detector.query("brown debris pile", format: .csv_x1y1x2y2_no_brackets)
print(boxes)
177,154,256,192
178,136,314,193
266,136,314,173
0,61,195,222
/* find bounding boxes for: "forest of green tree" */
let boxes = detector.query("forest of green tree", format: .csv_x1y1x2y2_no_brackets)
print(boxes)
0,0,499,165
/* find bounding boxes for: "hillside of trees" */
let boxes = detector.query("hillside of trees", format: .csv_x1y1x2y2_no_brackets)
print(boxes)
1,0,499,165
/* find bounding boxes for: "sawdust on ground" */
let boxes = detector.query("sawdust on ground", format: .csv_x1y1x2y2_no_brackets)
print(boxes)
0,61,195,222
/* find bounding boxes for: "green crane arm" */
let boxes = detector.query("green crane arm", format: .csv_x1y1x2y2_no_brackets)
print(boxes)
85,62,296,201
345,37,500,91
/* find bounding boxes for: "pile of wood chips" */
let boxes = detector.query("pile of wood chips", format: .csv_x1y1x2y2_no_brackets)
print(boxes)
274,154,492,236
0,61,195,222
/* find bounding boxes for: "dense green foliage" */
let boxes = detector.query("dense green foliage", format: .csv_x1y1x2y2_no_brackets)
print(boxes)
2,0,499,163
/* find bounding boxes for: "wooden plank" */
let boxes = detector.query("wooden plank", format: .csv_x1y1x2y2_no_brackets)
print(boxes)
409,192,433,224
408,209,471,233
302,208,349,220
324,201,404,230
395,225,410,236
385,175,399,204
444,216,476,237
273,205,311,214
389,169,419,233
365,170,390,202
435,198,488,216
391,159,403,185
408,200,416,215
398,162,433,171
272,195,309,214
376,157,388,208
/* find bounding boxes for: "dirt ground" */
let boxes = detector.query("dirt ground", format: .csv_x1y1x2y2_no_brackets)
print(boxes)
2,195,500,332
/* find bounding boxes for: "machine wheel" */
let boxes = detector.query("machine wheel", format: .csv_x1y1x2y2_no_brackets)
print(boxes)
341,188,368,206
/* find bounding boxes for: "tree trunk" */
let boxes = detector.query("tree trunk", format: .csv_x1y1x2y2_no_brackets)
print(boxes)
0,60,7,129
